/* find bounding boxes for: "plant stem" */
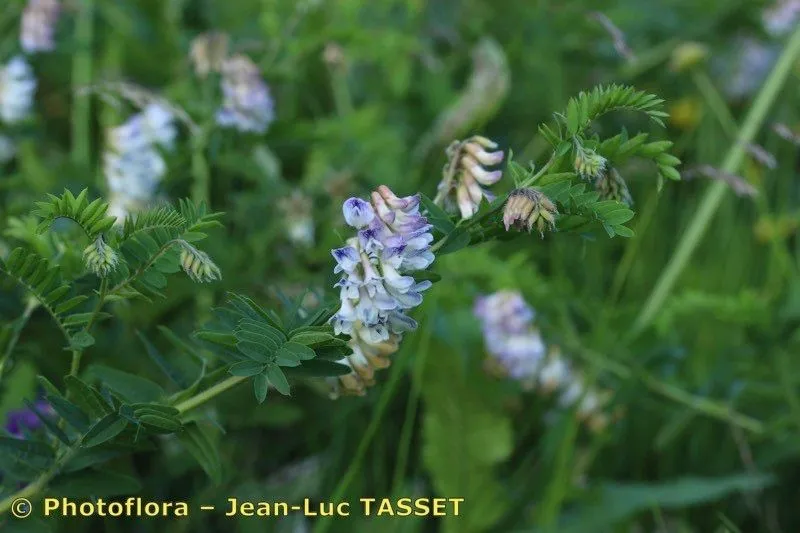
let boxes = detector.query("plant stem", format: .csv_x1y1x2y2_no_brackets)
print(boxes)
0,302,37,383
173,375,246,414
391,306,434,491
631,25,800,339
69,278,108,378
71,0,94,169
313,338,415,533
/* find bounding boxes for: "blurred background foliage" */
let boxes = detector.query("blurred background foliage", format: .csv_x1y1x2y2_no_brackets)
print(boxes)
1,0,800,531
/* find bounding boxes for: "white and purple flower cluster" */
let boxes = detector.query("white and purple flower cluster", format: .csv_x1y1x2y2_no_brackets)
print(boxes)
762,0,800,37
474,291,612,432
329,185,435,395
216,55,275,134
103,103,177,220
20,0,61,54
0,56,36,163
0,57,36,125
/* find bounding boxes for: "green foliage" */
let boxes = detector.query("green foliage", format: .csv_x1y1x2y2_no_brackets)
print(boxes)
540,85,669,144
32,189,117,240
197,293,350,403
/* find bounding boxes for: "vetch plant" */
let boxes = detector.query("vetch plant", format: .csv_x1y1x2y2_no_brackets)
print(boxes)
0,82,681,516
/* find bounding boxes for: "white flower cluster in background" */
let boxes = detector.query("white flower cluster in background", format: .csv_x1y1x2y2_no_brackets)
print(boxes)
329,186,435,395
0,57,37,164
279,190,315,247
0,57,36,125
103,103,177,220
474,290,613,432
762,0,800,37
216,55,275,134
20,0,61,53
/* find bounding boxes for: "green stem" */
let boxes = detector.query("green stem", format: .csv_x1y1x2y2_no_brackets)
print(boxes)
173,375,246,414
631,26,800,339
391,306,434,492
69,277,108,378
0,302,37,383
313,340,414,533
71,0,94,169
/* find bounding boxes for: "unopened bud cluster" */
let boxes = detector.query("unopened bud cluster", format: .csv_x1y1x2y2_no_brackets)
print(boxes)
329,186,435,396
503,188,558,237
83,237,119,277
574,146,607,181
179,242,222,283
594,167,633,206
436,136,504,219
474,291,614,433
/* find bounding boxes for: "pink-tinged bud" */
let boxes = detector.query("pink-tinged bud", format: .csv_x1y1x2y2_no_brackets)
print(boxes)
470,135,499,150
377,185,418,210
435,135,504,220
464,142,505,166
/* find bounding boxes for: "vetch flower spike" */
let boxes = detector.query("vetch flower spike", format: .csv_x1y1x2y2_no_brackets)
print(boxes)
594,167,633,206
503,188,558,237
0,56,37,125
573,145,607,181
329,185,435,396
20,0,61,54
216,55,275,133
474,291,615,433
83,236,119,277
435,135,504,220
179,242,222,283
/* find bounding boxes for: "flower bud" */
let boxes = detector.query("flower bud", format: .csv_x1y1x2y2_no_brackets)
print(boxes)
503,188,558,237
83,236,119,277
573,147,607,180
669,42,709,73
435,135,504,220
179,242,221,283
342,197,375,228
594,167,633,206
190,32,229,78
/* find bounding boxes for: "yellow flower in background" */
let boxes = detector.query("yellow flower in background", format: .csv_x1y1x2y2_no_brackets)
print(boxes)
669,97,704,130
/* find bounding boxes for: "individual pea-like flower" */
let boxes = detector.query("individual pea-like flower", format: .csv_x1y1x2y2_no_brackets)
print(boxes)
20,0,61,54
329,185,435,396
0,56,37,125
5,400,54,439
216,55,275,134
83,236,119,277
279,191,315,247
179,241,222,283
0,135,15,164
474,291,614,433
573,145,607,180
503,188,558,237
190,31,229,78
594,167,633,206
435,135,504,219
103,103,177,221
